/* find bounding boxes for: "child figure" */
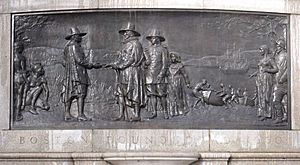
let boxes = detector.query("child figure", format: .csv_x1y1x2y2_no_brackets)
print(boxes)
24,63,50,114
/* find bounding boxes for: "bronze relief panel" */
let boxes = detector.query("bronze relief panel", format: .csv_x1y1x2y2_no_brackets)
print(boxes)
11,10,289,129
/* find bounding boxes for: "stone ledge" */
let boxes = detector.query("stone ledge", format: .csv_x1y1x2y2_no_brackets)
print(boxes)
228,153,300,165
0,152,299,165
1,152,300,158
1,0,300,14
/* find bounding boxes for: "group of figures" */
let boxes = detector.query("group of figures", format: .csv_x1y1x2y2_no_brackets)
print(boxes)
13,21,288,124
13,22,191,122
251,41,288,124
193,80,256,107
192,39,288,124
13,42,50,121
61,22,191,122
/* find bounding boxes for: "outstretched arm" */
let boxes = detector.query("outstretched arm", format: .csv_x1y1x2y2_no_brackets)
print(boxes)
72,46,93,69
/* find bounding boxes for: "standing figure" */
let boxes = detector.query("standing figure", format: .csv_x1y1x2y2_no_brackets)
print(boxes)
24,63,50,114
13,42,27,121
272,39,288,123
106,22,145,122
144,29,170,119
250,45,278,121
168,52,190,116
63,27,98,121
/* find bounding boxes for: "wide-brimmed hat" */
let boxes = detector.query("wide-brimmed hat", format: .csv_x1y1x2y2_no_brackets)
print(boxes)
146,29,165,42
118,22,141,36
65,27,87,40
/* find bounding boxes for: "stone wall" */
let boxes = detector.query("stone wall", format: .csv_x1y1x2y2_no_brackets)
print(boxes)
1,0,300,164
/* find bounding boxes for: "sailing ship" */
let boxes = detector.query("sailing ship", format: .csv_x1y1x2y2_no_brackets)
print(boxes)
218,48,250,74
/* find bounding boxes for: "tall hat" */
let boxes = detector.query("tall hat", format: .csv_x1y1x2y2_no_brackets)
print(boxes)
118,22,141,36
146,29,165,42
65,27,87,40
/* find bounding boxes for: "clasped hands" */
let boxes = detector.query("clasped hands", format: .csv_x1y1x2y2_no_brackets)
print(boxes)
88,62,118,70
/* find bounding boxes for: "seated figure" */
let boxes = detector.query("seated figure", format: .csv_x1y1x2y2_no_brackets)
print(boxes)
193,79,212,106
24,63,50,114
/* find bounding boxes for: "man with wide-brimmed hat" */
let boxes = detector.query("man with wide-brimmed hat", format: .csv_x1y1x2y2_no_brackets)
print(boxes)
106,22,145,122
63,27,101,122
144,28,170,119
272,39,288,124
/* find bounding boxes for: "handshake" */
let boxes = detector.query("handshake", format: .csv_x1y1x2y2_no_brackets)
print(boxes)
89,63,118,69
86,50,118,69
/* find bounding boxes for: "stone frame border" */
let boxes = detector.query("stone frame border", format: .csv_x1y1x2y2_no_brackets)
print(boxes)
1,0,300,164
0,0,300,130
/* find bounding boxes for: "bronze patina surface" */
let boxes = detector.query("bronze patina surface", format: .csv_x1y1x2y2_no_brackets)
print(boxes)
11,10,289,129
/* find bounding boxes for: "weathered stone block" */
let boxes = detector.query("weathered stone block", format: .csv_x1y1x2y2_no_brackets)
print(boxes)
0,130,92,152
210,130,300,152
0,0,10,13
203,0,286,13
9,0,98,13
0,14,11,130
287,0,300,14
10,0,56,12
0,162,73,165
55,0,99,10
93,129,209,152
98,0,204,9
290,14,300,130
